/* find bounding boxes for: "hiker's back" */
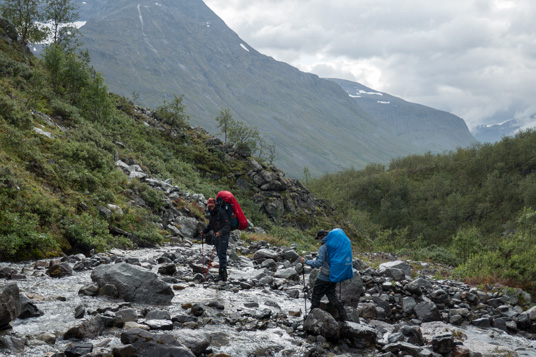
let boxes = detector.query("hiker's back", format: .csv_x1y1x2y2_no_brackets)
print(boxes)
325,228,353,282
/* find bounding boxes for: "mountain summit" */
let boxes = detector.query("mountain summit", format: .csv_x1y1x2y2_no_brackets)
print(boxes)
74,0,475,176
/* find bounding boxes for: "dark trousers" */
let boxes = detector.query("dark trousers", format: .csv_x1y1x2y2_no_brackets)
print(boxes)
310,279,347,321
214,233,230,269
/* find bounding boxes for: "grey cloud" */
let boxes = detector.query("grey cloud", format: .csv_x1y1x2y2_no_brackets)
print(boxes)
204,0,536,129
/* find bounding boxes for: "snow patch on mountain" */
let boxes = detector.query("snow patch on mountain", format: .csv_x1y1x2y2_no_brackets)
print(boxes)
33,21,86,49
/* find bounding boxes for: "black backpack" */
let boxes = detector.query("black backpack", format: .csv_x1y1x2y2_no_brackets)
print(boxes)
216,196,239,230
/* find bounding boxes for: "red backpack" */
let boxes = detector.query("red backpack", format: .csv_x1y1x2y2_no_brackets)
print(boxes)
216,191,248,230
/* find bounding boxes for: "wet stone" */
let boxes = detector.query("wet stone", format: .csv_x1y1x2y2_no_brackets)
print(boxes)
146,309,171,320
36,332,56,345
431,334,454,354
74,305,85,319
64,342,93,357
471,317,492,328
207,300,225,310
144,319,174,330
191,304,205,317
47,263,73,278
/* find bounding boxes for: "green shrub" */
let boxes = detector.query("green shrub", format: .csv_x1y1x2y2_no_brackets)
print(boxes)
0,95,33,129
50,98,82,123
450,226,484,264
114,207,164,246
56,140,112,172
62,212,112,253
0,51,32,79
0,211,59,258
410,245,460,266
454,208,536,293
372,227,410,253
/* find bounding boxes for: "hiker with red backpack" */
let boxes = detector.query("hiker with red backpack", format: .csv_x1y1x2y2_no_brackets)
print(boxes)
201,197,231,282
201,191,248,282
301,228,353,322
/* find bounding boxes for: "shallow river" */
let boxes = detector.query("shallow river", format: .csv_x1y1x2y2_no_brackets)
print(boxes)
2,245,536,356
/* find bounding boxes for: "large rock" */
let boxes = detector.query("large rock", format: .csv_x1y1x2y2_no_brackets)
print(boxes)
339,273,365,308
0,335,26,354
46,262,73,278
282,249,300,263
0,283,21,329
526,305,536,321
18,294,44,319
274,267,298,280
119,328,195,357
252,249,280,263
303,308,340,342
379,260,412,277
414,301,441,322
91,263,174,305
340,321,377,349
63,316,105,340
401,296,417,315
175,216,199,237
64,342,93,356
406,277,433,295
174,329,210,356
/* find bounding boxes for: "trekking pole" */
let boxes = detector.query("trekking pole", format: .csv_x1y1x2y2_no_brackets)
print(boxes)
203,246,215,286
302,262,308,320
201,234,205,268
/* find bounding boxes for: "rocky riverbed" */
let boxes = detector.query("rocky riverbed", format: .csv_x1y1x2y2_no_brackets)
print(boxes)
1,236,536,357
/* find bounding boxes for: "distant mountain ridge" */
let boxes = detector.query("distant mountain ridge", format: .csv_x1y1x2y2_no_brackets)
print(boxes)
72,0,476,176
329,79,477,153
472,114,536,144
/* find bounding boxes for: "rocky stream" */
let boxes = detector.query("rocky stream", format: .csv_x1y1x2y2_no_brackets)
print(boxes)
1,238,536,357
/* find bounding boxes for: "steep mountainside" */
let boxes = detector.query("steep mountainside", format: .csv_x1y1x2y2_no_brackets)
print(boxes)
329,78,478,152
73,0,475,177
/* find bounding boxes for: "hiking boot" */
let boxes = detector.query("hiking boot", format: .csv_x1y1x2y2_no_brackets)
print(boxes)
337,307,348,322
219,267,228,282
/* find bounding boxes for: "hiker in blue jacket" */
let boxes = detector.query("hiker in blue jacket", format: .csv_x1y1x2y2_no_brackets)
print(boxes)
301,229,348,321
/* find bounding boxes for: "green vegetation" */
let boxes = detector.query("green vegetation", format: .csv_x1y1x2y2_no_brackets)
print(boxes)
308,134,536,292
214,107,276,164
156,95,190,135
0,26,215,259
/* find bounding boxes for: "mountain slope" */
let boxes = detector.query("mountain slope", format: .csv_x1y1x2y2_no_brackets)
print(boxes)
328,78,478,153
73,0,475,176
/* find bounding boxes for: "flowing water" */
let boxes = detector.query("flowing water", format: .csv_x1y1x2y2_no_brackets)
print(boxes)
2,245,536,356
1,246,311,356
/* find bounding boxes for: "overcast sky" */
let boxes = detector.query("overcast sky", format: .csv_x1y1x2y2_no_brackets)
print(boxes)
203,0,536,131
